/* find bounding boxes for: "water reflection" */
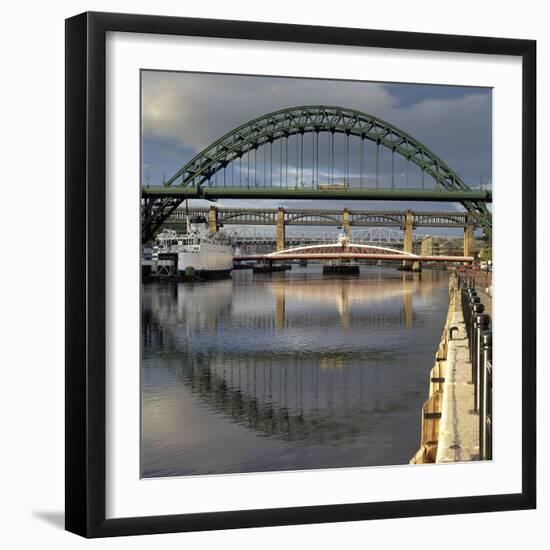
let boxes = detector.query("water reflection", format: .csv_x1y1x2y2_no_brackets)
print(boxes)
269,274,421,331
141,266,449,477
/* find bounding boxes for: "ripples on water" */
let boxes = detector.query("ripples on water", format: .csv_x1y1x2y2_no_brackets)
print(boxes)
141,266,450,477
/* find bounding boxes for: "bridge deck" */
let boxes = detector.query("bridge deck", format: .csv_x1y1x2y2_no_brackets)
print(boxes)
234,253,473,263
143,186,492,202
166,206,476,228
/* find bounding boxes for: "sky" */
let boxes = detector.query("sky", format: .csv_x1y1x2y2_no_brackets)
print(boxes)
141,70,492,235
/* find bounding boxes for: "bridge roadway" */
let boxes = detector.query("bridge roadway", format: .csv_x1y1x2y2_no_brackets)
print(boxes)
143,186,491,203
234,253,473,263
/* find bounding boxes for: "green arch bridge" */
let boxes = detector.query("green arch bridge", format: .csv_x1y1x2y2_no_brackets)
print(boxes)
142,105,492,243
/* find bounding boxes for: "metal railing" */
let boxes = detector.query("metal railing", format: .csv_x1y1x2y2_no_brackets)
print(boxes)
456,272,493,460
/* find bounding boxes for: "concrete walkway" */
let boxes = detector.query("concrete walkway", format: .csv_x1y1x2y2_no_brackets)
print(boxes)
436,289,479,462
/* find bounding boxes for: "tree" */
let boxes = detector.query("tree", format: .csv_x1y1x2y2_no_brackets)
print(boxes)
478,246,492,262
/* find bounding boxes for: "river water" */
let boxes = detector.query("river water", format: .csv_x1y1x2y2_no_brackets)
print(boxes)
141,266,450,478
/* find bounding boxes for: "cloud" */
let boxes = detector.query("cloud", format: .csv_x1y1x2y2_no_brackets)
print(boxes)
142,72,394,151
142,71,491,186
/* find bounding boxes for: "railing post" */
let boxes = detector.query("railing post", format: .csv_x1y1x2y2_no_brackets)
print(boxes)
479,330,493,460
469,303,484,374
467,297,481,344
462,287,474,323
473,312,490,412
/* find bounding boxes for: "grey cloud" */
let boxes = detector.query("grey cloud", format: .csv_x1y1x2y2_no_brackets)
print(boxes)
142,70,491,187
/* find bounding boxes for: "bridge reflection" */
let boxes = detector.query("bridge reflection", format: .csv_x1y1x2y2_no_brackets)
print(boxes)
141,273,443,339
142,271,448,344
142,269,449,445
166,350,423,444
271,276,416,332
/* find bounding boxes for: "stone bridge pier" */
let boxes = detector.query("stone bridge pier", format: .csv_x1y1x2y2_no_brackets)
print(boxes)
208,205,219,234
463,213,474,258
402,209,421,272
342,208,351,238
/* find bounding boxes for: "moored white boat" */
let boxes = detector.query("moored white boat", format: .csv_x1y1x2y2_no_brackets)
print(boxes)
154,216,233,278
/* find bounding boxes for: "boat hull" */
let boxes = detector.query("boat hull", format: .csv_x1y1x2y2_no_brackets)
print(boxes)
192,268,232,280
177,241,233,274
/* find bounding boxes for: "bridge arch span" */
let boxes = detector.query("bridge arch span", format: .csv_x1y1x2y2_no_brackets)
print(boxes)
142,105,492,241
223,212,272,224
165,106,469,191
353,214,403,225
286,212,341,224
267,242,419,259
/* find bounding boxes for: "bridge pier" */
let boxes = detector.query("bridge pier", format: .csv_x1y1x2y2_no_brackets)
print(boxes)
412,260,422,272
342,208,351,238
276,207,286,252
208,205,219,234
402,209,415,270
463,214,474,259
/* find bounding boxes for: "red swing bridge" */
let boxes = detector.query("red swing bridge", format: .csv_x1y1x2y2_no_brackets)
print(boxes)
233,234,473,267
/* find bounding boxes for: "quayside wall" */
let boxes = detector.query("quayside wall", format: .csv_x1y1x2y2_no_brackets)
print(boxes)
410,274,480,464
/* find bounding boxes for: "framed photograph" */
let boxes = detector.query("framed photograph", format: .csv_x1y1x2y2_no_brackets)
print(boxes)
65,11,536,538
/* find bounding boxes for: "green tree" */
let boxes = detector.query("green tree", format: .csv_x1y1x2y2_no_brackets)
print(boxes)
478,246,492,262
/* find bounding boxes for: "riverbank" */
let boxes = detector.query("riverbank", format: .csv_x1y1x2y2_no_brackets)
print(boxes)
410,274,492,464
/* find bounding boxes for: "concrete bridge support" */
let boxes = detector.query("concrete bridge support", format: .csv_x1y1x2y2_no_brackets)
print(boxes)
463,214,474,258
276,207,286,252
342,208,351,237
402,209,417,270
208,206,219,234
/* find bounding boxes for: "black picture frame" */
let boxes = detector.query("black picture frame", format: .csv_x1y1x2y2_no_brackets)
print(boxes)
65,11,536,538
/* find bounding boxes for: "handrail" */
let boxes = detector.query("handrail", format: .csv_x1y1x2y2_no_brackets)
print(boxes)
456,271,493,460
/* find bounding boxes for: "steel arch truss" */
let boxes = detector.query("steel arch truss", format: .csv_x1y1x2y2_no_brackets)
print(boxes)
142,105,492,242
